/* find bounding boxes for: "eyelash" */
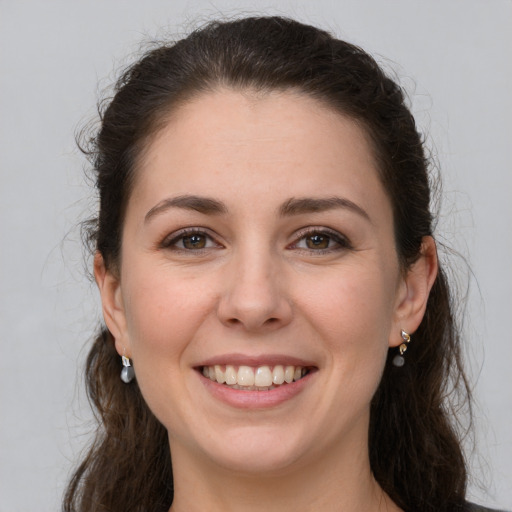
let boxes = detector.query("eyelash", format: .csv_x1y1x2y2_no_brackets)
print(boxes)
160,228,220,253
160,227,352,255
289,227,352,255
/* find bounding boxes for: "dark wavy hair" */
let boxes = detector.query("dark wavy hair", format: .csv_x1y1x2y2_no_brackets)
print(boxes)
64,16,471,512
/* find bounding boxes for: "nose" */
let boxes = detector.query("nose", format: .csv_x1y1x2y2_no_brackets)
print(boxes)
216,248,293,333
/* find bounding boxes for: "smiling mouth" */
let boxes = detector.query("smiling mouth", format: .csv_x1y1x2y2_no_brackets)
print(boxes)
200,364,313,390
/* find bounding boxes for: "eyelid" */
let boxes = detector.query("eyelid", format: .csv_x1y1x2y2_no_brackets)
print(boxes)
289,226,352,252
160,227,223,250
159,225,351,253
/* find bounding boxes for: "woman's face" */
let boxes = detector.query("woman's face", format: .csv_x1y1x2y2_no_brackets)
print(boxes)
100,89,424,475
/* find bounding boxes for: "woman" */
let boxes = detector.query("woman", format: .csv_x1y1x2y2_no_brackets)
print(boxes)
64,16,502,512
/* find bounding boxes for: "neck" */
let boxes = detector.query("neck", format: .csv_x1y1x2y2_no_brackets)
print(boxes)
168,432,401,512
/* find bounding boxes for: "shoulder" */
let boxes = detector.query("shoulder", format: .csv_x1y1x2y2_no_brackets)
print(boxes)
465,502,510,512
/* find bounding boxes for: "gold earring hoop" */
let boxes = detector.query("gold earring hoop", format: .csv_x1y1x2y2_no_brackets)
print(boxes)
392,330,411,367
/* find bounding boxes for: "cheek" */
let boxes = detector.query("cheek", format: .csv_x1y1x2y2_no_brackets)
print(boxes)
278,262,399,442
122,265,216,362
119,267,219,428
298,261,397,371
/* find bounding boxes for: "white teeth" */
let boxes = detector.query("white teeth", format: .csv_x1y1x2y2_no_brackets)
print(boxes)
272,365,285,385
229,384,271,391
284,366,295,383
237,366,255,386
225,365,237,385
254,366,272,387
202,364,309,388
214,365,225,384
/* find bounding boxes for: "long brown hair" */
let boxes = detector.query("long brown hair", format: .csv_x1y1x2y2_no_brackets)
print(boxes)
64,16,471,512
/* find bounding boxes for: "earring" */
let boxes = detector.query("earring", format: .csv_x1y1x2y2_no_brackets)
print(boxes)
392,330,411,367
120,355,135,383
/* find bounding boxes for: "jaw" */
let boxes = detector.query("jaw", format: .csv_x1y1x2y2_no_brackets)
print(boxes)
168,404,377,512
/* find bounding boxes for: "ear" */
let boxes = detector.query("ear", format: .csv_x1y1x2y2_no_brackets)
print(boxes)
94,252,131,358
389,236,438,347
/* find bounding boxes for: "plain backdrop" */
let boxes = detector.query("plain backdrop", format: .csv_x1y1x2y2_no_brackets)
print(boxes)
1,1,511,510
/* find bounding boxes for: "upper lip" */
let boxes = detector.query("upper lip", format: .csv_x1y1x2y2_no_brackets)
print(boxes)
196,353,318,368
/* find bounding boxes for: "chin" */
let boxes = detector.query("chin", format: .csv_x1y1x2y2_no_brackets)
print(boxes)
192,423,313,475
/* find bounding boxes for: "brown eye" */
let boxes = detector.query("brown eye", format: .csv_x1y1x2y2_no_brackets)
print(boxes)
291,228,351,254
161,230,221,252
182,234,207,249
305,233,330,250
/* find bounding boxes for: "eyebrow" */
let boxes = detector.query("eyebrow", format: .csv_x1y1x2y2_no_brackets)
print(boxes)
279,197,370,221
145,194,228,222
144,194,370,223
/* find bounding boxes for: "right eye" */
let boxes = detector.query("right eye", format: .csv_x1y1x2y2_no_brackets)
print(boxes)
161,229,221,252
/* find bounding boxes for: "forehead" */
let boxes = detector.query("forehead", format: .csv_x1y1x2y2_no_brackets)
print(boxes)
130,89,390,220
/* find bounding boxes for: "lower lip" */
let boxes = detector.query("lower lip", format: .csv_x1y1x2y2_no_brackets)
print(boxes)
199,371,315,409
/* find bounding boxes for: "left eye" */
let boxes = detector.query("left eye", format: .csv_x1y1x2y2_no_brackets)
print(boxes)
302,233,331,249
180,234,209,249
293,230,349,252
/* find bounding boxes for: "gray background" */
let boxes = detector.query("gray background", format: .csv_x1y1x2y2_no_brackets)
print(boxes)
1,1,511,510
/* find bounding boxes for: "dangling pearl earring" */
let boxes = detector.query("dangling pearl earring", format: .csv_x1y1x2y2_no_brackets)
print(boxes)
121,354,135,383
392,330,411,367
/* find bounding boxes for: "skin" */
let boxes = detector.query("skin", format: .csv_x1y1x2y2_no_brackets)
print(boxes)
95,89,437,512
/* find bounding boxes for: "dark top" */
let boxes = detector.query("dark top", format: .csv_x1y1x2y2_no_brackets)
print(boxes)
404,502,508,512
